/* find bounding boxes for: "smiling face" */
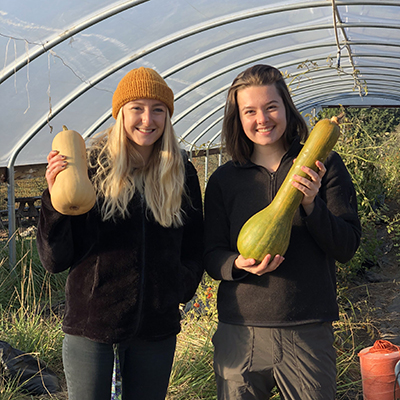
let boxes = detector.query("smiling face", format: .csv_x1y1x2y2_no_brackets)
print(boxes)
122,98,167,156
237,84,287,152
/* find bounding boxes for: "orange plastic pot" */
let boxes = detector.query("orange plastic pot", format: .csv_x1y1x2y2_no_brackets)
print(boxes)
358,340,400,399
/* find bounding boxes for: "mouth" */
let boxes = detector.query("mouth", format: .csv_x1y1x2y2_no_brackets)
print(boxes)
257,127,273,134
137,128,155,134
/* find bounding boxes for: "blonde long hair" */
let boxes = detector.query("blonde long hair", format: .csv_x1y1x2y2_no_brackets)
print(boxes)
88,109,186,228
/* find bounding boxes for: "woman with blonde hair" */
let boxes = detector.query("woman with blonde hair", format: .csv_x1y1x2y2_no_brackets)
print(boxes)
37,67,204,400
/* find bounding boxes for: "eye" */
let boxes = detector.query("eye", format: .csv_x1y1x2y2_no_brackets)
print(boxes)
153,107,166,113
128,105,142,111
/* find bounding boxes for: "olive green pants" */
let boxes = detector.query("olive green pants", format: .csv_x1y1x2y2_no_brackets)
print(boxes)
212,322,336,400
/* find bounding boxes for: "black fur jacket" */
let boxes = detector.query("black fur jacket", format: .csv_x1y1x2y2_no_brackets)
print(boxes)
37,159,204,344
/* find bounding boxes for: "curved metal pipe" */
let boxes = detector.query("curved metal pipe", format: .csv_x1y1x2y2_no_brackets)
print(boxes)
0,0,149,85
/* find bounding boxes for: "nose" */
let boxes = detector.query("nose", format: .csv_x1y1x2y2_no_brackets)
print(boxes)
142,108,152,126
257,110,269,124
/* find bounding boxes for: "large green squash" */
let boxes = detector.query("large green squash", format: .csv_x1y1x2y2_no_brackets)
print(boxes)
237,116,341,263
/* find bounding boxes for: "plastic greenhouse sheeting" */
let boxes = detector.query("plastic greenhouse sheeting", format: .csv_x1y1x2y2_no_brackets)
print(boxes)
1,0,400,174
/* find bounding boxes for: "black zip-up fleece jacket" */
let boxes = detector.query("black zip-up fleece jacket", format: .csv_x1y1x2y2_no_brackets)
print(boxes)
204,137,361,326
37,158,204,344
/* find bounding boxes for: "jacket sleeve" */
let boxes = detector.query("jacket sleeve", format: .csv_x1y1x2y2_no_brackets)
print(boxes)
36,189,94,273
302,151,361,263
179,160,205,303
203,171,245,282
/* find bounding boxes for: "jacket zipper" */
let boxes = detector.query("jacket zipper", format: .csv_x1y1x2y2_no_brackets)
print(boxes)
269,171,278,202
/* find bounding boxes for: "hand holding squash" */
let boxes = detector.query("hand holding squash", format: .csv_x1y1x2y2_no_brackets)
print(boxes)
292,160,326,215
49,126,96,216
234,253,285,276
46,150,67,192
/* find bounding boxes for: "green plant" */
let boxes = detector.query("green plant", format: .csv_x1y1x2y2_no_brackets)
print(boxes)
167,274,218,400
0,237,67,308
0,238,66,399
334,288,379,399
383,211,400,263
168,318,217,400
317,107,400,282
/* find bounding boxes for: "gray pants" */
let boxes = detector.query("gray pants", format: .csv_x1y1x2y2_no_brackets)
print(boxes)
212,322,336,400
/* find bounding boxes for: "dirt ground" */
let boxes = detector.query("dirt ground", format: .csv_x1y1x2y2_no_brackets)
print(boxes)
345,199,400,347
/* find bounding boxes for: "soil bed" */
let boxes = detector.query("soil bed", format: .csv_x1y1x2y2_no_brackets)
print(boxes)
345,199,400,347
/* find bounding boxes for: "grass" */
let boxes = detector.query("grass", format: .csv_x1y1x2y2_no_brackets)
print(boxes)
168,315,217,399
0,240,66,400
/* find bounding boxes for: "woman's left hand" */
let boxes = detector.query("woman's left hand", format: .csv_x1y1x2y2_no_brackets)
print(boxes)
291,160,326,215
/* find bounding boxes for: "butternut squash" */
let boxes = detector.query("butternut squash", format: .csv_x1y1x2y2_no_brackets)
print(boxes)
50,126,96,215
237,116,341,263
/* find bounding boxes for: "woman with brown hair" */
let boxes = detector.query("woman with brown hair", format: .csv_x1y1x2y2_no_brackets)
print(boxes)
204,64,361,400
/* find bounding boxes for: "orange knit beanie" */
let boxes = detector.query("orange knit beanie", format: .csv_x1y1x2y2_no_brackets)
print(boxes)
112,67,174,119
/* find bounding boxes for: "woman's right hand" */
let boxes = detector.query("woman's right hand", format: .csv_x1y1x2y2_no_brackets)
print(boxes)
45,150,67,194
234,253,284,276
